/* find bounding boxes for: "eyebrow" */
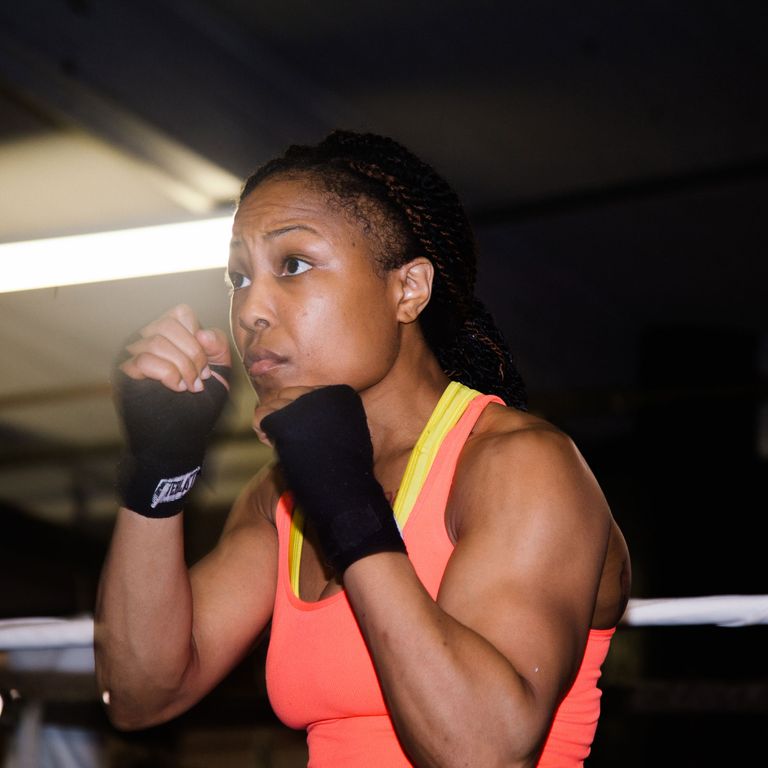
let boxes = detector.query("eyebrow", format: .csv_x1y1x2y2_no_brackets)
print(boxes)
230,224,321,251
264,224,321,241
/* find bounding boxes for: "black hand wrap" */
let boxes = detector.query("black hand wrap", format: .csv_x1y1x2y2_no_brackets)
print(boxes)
112,365,230,518
261,385,406,573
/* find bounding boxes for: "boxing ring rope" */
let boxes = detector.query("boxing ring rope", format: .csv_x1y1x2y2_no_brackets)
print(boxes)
621,594,768,627
1,595,767,656
1,596,765,767
0,595,767,649
0,617,95,652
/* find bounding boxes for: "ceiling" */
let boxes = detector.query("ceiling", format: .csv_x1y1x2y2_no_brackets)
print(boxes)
0,0,766,528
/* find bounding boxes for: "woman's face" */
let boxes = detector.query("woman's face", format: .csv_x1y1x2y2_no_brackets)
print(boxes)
228,177,404,403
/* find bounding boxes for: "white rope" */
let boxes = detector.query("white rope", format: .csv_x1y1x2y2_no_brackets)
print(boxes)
622,594,768,628
0,616,93,650
0,596,766,655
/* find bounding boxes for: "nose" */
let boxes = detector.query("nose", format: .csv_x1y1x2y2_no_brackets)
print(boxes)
233,272,275,333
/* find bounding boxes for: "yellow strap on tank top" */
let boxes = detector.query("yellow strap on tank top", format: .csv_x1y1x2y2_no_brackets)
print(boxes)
288,381,481,596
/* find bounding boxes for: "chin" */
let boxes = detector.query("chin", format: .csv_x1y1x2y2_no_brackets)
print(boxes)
249,378,282,402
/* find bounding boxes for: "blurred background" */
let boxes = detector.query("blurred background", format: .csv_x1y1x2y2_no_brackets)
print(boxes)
0,1,766,765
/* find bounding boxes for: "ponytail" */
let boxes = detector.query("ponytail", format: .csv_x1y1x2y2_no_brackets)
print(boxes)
438,298,527,410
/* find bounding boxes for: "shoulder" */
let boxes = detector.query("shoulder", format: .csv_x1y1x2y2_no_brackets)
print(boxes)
462,402,576,469
465,401,578,458
438,403,617,692
448,403,611,545
456,402,631,629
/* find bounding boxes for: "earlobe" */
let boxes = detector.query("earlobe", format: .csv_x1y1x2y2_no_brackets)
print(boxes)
396,258,434,324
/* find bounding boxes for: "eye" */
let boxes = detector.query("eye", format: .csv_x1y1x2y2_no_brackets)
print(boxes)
225,270,251,291
281,256,312,276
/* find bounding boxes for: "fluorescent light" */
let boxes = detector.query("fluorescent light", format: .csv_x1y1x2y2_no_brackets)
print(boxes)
0,217,233,293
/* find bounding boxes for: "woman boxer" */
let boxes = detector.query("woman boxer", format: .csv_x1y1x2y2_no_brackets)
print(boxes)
95,130,630,767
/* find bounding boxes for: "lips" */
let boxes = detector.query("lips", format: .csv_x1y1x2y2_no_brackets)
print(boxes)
244,347,288,378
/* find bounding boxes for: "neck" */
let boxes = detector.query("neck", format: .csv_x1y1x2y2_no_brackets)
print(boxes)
360,331,450,462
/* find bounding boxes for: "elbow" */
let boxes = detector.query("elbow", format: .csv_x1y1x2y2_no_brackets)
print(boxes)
420,745,537,768
466,739,540,768
104,708,153,733
101,695,153,732
470,704,550,768
475,741,542,768
94,640,199,731
405,721,542,768
100,687,183,732
96,662,191,732
106,711,169,733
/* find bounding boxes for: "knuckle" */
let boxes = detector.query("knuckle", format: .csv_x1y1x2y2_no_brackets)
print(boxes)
168,302,190,317
132,350,154,369
170,303,198,330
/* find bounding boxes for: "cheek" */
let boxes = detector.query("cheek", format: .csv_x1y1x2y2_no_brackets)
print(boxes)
229,296,253,360
340,296,399,367
295,291,396,378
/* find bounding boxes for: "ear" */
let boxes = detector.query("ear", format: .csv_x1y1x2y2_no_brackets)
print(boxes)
393,258,434,324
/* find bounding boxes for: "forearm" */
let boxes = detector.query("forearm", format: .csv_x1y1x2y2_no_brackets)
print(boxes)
94,508,196,728
344,554,541,768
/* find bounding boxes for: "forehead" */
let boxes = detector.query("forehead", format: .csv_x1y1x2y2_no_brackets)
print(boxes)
232,177,357,242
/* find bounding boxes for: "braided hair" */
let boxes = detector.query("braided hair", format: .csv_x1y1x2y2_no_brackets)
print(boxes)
239,130,527,410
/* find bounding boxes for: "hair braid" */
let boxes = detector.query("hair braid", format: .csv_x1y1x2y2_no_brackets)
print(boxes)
239,130,528,410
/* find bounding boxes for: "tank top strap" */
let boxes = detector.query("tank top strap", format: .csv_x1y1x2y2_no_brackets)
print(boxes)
287,382,504,597
416,389,504,498
398,387,503,598
391,382,501,528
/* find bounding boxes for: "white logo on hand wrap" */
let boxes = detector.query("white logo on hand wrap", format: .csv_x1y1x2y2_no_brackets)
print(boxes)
151,467,201,508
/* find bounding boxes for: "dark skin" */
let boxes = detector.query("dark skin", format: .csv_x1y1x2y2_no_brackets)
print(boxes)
95,177,630,767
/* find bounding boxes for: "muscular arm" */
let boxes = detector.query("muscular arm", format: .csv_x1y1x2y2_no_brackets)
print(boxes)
94,473,278,730
94,304,278,729
343,426,612,768
95,508,190,729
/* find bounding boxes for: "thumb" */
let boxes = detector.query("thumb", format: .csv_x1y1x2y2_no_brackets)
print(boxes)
196,328,231,367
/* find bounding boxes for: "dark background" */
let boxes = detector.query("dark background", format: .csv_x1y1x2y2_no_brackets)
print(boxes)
0,1,766,765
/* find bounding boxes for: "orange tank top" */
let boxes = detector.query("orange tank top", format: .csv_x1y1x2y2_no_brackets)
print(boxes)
265,386,614,767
